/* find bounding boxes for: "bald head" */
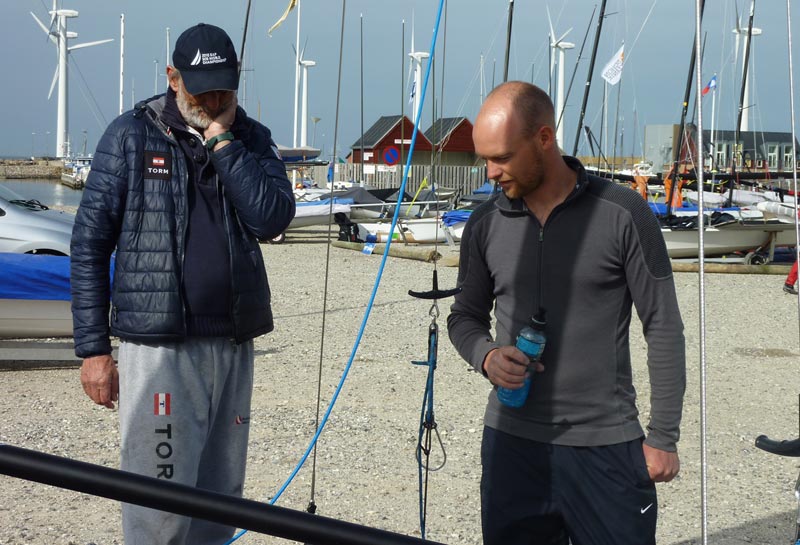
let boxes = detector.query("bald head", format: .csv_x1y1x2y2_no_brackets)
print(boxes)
480,81,556,138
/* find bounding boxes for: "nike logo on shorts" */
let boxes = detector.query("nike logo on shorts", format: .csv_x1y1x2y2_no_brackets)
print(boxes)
640,503,653,514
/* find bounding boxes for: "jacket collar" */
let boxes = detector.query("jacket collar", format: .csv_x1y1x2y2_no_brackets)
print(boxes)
493,155,589,215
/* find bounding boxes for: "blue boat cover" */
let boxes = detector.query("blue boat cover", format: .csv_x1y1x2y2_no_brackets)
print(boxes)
442,209,472,226
0,253,113,301
473,181,499,194
647,203,741,216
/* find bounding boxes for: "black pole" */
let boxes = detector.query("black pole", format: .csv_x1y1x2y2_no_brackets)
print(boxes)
571,0,608,156
360,13,365,185
0,444,444,545
666,0,706,217
556,5,597,136
400,19,405,186
502,0,514,82
238,0,253,80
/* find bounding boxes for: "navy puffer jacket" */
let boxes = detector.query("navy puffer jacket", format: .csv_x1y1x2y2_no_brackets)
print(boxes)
70,95,295,358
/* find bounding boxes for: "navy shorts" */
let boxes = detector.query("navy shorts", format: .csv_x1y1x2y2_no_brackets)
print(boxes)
480,427,657,545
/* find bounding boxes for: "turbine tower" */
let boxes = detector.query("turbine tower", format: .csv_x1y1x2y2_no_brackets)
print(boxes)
31,2,112,158
408,19,429,125
548,7,573,148
299,59,316,147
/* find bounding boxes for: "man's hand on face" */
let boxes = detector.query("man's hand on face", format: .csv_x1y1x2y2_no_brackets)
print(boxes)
204,92,237,140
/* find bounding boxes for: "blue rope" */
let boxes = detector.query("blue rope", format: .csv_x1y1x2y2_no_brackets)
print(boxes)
224,1,447,542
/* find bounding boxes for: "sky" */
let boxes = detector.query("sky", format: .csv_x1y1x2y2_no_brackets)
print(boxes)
3,0,800,161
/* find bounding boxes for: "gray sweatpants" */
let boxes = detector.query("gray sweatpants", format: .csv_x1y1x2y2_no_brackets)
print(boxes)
118,338,254,545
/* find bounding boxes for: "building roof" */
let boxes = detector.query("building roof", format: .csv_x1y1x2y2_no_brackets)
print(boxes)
351,115,403,149
702,129,800,148
424,117,469,146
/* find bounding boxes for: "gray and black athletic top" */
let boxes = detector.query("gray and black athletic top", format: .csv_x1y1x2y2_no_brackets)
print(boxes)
447,156,685,452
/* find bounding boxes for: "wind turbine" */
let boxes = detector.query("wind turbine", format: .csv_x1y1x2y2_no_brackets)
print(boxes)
299,58,316,147
31,1,112,159
408,21,429,126
547,7,574,147
732,1,761,133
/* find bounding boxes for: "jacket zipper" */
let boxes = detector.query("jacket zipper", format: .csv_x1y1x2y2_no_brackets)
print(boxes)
219,181,239,343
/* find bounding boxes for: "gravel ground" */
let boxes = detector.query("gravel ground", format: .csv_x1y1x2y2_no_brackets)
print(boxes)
1,227,799,544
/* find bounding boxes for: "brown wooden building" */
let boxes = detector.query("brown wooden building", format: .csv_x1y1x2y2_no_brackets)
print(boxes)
423,117,477,165
350,115,478,167
349,115,433,166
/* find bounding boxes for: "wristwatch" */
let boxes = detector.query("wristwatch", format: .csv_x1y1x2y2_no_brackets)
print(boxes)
206,131,234,150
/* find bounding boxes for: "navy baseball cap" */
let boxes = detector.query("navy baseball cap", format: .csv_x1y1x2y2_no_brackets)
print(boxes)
172,23,239,95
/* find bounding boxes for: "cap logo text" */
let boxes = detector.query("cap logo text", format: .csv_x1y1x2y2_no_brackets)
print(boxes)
190,48,227,66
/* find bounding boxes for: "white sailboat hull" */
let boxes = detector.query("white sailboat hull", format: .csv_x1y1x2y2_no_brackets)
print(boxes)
0,298,73,338
355,218,448,244
663,222,798,258
287,203,351,229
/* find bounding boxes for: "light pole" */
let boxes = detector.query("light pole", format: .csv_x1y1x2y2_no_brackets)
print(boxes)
31,132,36,159
311,117,321,148
45,131,51,158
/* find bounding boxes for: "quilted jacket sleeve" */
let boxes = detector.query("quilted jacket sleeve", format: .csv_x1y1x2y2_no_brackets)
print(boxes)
210,114,295,240
70,116,130,358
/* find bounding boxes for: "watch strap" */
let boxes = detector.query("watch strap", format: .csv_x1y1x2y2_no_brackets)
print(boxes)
206,131,234,150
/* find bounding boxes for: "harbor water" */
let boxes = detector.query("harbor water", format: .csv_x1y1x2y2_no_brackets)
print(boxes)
0,178,83,209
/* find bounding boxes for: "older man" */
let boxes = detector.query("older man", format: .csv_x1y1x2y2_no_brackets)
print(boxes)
71,23,294,545
448,81,685,545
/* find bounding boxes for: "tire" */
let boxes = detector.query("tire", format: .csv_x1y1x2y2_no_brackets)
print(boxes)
744,251,767,265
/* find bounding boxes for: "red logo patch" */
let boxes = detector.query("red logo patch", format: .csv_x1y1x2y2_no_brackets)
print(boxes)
154,393,171,416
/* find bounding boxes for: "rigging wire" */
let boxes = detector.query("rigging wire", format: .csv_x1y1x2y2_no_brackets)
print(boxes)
692,3,709,544
785,0,800,332
225,1,447,541
69,57,108,131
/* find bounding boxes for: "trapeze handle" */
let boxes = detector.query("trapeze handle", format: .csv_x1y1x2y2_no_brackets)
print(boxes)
754,435,800,457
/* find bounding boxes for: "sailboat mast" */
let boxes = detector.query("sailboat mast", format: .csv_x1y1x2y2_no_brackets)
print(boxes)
360,13,365,185
502,0,514,82
735,0,757,164
666,0,706,217
119,14,124,116
400,19,405,186
571,0,607,156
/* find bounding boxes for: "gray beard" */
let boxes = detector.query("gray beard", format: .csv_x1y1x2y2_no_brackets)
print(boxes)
175,89,212,130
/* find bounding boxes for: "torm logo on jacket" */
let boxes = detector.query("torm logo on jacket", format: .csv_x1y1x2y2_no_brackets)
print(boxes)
144,151,172,180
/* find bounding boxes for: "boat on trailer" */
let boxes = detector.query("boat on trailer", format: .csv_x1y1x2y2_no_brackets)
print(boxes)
0,253,74,338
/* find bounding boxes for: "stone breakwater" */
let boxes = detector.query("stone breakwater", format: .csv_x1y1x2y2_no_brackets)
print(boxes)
0,159,63,179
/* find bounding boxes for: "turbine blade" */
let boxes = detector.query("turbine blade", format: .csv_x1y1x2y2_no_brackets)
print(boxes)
300,36,308,62
546,5,556,46
31,11,57,45
48,0,57,33
47,65,58,100
734,1,741,32
68,38,113,51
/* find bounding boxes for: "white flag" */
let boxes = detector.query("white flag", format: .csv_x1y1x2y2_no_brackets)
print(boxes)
601,45,625,86
268,0,298,36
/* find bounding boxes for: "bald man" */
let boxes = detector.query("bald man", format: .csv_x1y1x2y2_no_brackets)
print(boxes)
448,82,685,545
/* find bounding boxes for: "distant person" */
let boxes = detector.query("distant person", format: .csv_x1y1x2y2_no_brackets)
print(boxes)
448,81,686,545
70,23,295,545
783,259,798,294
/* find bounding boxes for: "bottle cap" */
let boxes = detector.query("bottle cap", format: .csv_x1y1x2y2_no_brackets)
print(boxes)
531,311,546,329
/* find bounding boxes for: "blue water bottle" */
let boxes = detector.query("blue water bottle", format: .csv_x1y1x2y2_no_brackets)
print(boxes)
496,313,547,408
